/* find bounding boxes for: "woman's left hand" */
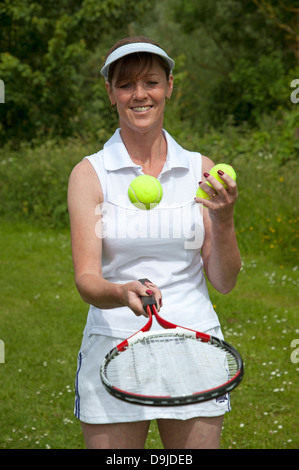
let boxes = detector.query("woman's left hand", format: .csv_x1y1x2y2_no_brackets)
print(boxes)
197,165,241,294
194,170,238,220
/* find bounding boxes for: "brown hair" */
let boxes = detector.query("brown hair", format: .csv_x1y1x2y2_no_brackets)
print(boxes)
104,36,171,86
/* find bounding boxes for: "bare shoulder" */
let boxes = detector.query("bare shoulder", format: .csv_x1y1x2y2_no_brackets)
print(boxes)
69,158,97,182
68,158,103,205
201,155,215,174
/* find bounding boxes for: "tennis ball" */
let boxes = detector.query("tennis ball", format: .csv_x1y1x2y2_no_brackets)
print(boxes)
128,175,163,210
196,163,236,199
210,163,236,189
196,186,213,200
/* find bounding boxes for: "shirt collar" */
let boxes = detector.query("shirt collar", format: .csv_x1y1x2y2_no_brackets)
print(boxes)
103,129,190,172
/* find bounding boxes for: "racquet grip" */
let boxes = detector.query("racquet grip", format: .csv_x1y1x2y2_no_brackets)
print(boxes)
139,278,157,312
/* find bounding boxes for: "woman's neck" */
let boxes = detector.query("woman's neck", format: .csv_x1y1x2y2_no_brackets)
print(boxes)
120,127,167,178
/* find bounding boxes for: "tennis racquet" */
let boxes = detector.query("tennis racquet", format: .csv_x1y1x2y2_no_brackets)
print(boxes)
100,279,244,406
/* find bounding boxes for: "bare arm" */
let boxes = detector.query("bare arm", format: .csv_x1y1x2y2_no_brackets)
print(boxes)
67,159,161,317
196,156,241,294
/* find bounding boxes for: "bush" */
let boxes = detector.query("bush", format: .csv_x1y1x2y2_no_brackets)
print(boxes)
0,136,105,228
0,107,298,264
168,107,299,264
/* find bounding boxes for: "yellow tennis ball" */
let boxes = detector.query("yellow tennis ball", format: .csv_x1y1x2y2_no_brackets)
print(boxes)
196,163,236,199
196,185,213,200
128,175,163,210
210,163,236,189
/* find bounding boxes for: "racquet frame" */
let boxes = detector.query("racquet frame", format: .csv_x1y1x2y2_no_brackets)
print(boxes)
100,279,244,406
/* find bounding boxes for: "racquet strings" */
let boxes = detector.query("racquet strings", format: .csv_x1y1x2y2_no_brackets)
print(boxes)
105,332,239,398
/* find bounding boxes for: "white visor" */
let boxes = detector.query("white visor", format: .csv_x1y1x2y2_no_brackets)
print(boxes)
100,42,175,81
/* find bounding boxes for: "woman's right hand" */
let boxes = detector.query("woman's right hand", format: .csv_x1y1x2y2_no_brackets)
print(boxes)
120,280,162,317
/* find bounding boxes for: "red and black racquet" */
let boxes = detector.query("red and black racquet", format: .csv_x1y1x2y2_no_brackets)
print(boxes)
100,279,244,406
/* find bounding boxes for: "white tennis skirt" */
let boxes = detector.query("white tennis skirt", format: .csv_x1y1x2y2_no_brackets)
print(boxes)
74,326,231,424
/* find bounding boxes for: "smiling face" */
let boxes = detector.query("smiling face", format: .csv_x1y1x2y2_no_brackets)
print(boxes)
106,54,173,135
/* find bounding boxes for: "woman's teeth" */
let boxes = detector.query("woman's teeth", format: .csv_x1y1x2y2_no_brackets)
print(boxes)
132,106,151,112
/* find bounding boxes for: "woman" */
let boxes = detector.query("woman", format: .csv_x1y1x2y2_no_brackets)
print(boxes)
68,36,241,449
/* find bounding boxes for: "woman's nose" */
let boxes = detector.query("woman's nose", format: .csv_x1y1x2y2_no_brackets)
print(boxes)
133,84,147,100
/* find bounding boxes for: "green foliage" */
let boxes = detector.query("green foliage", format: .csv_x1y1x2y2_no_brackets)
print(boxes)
169,0,298,128
1,0,298,144
167,106,299,264
0,136,103,227
0,0,153,144
0,0,298,265
0,107,298,264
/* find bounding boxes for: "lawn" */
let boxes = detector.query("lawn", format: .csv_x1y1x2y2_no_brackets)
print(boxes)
0,221,298,449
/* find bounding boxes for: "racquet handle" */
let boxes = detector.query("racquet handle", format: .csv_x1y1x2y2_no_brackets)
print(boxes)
139,278,157,312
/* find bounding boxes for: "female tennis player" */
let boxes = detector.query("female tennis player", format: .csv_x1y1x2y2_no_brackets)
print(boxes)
68,36,241,449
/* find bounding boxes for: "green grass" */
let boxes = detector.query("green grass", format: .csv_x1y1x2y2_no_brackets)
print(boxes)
0,222,86,449
0,221,298,449
211,258,298,449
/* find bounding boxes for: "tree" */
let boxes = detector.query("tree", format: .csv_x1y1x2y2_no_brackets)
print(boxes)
0,0,153,144
252,0,299,62
169,0,298,128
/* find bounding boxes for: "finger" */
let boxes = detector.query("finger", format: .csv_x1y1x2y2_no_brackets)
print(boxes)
138,279,162,310
142,282,162,311
205,172,239,201
194,183,217,206
131,298,149,317
208,170,237,192
203,172,228,194
144,280,157,289
200,182,218,198
124,281,151,317
226,179,238,195
144,288,163,311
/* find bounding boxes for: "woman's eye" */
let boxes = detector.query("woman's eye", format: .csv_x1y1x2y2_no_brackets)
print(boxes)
118,80,159,89
119,83,133,89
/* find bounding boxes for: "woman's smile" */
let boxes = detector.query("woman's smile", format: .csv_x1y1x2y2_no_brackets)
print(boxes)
130,105,153,113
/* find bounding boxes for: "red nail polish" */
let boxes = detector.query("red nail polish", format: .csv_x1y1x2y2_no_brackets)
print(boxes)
198,181,203,185
217,170,224,176
204,172,210,178
159,298,162,306
146,290,153,295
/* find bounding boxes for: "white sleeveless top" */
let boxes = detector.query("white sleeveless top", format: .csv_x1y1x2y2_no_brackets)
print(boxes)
83,129,220,338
